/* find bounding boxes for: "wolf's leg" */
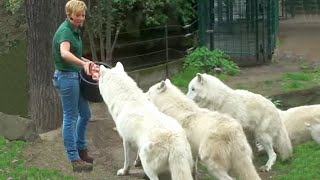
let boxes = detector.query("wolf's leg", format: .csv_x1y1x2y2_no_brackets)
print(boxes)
257,134,277,172
134,150,142,167
205,160,234,180
193,157,199,180
256,141,265,152
139,153,159,180
117,140,131,176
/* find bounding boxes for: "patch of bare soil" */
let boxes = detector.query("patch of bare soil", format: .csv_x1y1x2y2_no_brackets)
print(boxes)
23,18,320,179
24,103,145,180
226,18,320,96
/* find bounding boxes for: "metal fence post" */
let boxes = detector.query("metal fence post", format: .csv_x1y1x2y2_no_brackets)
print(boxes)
197,0,206,47
165,24,169,77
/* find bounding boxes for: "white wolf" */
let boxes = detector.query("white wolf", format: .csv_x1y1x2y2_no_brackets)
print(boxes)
187,73,292,171
278,105,320,145
308,123,320,145
147,79,261,180
98,62,194,180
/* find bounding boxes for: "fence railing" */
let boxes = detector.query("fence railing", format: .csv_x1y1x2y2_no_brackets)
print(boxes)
102,22,198,72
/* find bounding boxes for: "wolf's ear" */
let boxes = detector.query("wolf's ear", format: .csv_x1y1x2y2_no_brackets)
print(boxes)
165,79,171,84
196,73,203,83
158,81,167,92
115,62,124,71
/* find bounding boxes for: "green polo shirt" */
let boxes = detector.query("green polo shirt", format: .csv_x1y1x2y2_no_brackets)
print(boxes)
52,19,83,72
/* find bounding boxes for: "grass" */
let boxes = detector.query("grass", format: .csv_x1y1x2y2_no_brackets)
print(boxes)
272,141,320,180
282,72,313,81
0,136,74,179
281,71,318,91
170,66,320,95
231,68,320,94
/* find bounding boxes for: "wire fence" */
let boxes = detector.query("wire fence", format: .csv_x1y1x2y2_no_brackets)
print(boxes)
105,22,198,72
279,0,320,19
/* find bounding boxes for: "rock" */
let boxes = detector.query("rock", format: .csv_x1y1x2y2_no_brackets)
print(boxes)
39,127,61,141
0,112,39,142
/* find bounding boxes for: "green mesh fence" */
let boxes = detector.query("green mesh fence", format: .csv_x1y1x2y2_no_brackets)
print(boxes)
284,0,320,17
198,0,279,65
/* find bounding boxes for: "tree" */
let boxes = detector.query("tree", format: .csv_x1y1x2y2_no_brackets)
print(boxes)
25,0,65,133
84,0,195,64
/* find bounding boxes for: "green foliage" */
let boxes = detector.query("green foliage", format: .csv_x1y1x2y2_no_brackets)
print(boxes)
170,67,201,91
4,0,23,14
0,0,26,54
183,47,240,76
113,0,195,26
0,136,6,146
276,37,281,48
0,136,74,179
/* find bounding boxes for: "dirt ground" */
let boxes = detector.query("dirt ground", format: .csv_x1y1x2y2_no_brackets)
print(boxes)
24,17,320,180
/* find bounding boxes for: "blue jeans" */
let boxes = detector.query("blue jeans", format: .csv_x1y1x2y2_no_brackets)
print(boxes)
52,70,91,161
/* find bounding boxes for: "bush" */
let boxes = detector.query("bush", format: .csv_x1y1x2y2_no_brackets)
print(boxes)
183,47,240,75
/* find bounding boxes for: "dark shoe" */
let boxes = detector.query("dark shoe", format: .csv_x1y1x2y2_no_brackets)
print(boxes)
71,159,93,172
79,149,94,164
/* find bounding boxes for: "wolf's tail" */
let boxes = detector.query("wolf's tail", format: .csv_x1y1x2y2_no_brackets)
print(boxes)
274,123,293,161
232,130,261,180
169,140,193,180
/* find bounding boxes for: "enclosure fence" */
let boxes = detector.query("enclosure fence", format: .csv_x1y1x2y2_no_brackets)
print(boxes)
103,22,198,72
279,0,320,18
197,0,279,65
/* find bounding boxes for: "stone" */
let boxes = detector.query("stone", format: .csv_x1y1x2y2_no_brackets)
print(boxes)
0,112,40,142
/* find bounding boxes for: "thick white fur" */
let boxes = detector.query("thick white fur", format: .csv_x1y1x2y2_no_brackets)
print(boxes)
147,79,261,180
98,62,193,180
308,124,320,145
187,73,292,171
278,105,320,145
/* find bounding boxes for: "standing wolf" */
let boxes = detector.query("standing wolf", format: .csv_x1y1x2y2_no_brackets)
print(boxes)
147,79,261,180
98,62,193,180
279,105,320,145
187,73,292,171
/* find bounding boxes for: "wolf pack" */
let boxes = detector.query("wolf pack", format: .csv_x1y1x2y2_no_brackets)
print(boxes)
98,62,320,180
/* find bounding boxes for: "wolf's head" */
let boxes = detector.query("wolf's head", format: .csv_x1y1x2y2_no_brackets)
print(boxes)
186,73,207,104
148,79,189,112
99,62,125,84
187,73,229,105
147,79,171,102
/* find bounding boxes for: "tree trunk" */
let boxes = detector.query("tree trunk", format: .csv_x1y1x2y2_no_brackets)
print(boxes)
85,0,98,61
105,0,113,65
98,3,105,62
25,0,65,133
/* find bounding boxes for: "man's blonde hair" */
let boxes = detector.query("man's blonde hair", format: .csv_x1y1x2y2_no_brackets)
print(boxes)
65,0,87,17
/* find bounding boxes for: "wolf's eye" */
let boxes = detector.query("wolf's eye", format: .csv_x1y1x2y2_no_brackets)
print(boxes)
191,87,195,91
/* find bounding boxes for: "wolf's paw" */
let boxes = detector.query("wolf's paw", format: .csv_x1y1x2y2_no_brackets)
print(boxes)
259,165,271,172
117,168,129,176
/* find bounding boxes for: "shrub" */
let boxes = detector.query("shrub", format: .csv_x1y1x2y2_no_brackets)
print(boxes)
183,47,240,75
